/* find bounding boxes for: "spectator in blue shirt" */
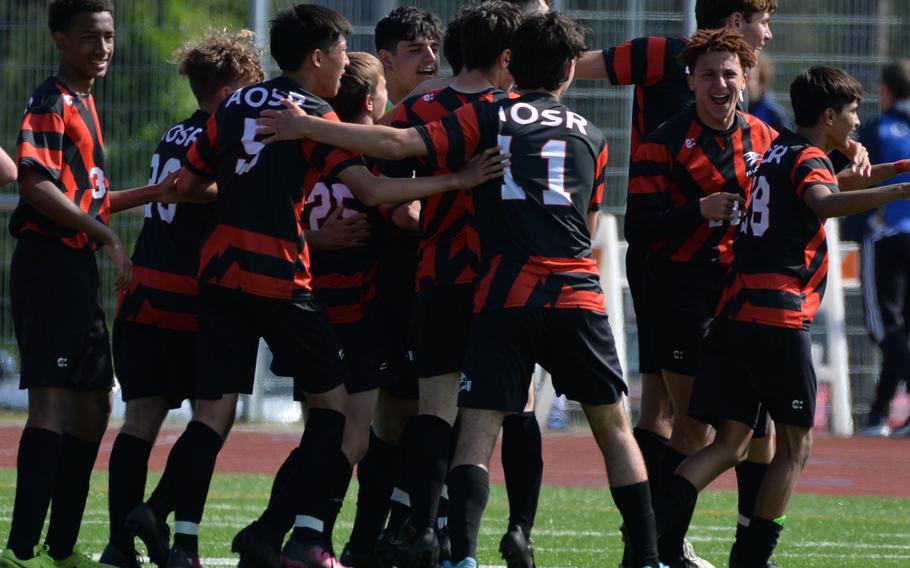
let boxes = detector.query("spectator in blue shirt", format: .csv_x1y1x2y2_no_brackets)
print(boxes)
747,54,794,132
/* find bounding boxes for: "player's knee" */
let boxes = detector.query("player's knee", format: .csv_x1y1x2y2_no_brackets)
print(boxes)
305,384,348,412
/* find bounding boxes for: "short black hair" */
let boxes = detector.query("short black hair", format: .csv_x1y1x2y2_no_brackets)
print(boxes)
504,0,553,15
374,6,442,54
460,1,522,73
695,0,777,30
790,66,864,128
510,12,588,91
881,60,910,102
270,4,352,72
442,14,464,75
48,0,113,33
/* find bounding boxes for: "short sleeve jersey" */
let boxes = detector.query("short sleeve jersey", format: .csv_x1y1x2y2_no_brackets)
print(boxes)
417,93,608,314
11,77,110,250
303,172,382,325
601,36,692,162
627,107,777,269
715,130,837,330
184,76,361,300
379,86,511,292
116,110,213,331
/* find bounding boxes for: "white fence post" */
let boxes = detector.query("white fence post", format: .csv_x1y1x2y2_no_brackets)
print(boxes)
595,213,628,382
823,218,854,435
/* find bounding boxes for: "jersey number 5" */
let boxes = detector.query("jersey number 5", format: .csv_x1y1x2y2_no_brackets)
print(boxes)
497,135,572,206
236,118,265,175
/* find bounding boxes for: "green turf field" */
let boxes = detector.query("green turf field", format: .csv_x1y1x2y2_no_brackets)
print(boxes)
1,469,908,568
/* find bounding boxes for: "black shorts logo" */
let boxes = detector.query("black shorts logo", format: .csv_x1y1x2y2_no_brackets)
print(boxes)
459,373,472,393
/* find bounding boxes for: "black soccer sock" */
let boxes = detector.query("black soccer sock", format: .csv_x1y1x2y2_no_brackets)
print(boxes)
45,434,102,560
501,411,543,538
290,408,346,544
610,481,659,568
734,461,769,542
404,415,452,532
269,446,302,507
108,433,153,552
386,421,413,535
169,421,224,555
654,475,699,563
348,430,396,552
7,428,63,560
735,516,783,567
323,452,353,554
633,427,670,494
447,465,489,562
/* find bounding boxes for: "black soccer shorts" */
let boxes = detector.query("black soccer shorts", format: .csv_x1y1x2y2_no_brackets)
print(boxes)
196,285,347,399
650,258,727,376
626,244,660,375
11,235,113,391
112,319,196,408
407,283,474,378
690,318,817,430
460,307,627,413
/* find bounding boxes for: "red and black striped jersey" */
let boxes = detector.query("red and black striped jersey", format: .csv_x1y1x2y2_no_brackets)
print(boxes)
116,110,213,332
303,176,381,325
11,77,110,250
379,86,512,292
416,92,608,314
601,36,692,165
184,76,362,300
627,107,777,269
716,130,837,330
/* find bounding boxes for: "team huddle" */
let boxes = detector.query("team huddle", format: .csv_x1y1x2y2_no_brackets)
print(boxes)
4,1,910,568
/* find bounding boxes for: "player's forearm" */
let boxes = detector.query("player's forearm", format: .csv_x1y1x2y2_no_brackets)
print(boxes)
836,160,909,191
807,182,910,218
19,171,117,245
0,147,17,185
625,200,702,242
574,50,607,81
109,184,161,213
301,118,422,160
361,172,462,206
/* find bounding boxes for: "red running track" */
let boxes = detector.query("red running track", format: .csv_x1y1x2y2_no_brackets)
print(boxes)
0,425,908,498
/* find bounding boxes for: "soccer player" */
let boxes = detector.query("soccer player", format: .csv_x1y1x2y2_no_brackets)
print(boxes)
1,1,178,567
660,65,910,568
0,146,16,186
100,29,265,568
375,6,442,108
125,5,506,568
574,5,776,545
376,4,522,567
625,27,777,566
855,61,910,437
256,11,661,568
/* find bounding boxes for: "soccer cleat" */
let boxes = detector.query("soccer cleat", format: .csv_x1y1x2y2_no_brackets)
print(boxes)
51,547,119,568
375,520,415,568
98,544,141,568
437,526,451,566
681,540,715,568
231,523,281,568
125,504,171,568
499,527,535,568
0,546,56,568
165,547,201,568
444,559,477,568
728,545,778,568
337,544,381,568
280,538,348,568
406,528,438,568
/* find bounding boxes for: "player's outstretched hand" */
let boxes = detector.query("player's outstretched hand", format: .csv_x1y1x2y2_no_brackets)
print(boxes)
309,206,371,250
699,192,745,221
843,140,872,177
454,147,510,191
154,170,181,203
104,232,133,292
257,99,311,143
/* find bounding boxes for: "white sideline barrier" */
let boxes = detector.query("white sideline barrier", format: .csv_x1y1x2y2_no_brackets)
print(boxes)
819,218,853,435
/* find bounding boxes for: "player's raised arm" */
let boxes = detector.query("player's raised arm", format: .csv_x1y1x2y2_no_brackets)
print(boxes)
339,147,507,206
837,158,909,191
258,98,427,160
804,180,910,218
0,145,16,185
